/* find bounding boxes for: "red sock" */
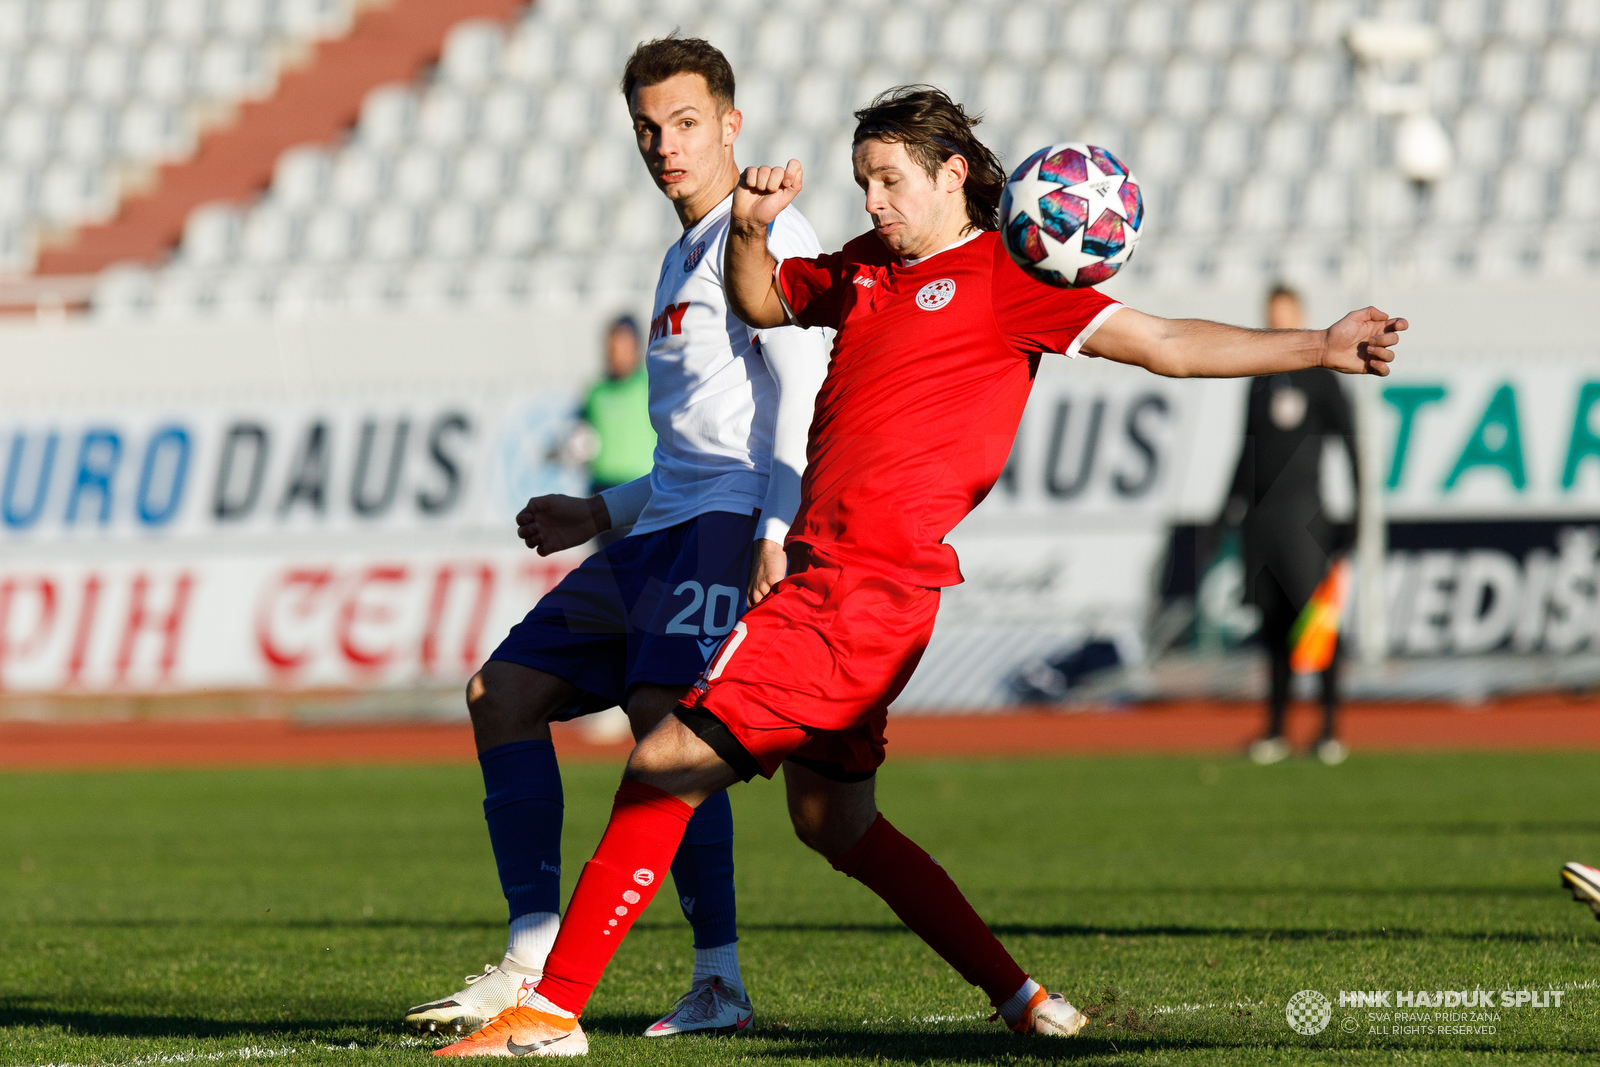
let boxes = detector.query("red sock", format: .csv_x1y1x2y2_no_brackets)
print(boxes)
536,780,693,1015
833,814,1027,1006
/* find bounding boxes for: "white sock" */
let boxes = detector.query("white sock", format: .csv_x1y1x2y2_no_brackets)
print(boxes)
503,911,560,975
692,942,744,999
524,989,575,1020
997,978,1042,1029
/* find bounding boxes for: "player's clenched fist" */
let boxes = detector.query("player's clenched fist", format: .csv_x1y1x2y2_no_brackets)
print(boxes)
516,493,610,555
733,159,803,226
1321,307,1408,377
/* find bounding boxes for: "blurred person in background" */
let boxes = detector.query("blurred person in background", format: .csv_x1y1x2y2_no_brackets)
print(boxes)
1223,285,1359,767
582,314,655,495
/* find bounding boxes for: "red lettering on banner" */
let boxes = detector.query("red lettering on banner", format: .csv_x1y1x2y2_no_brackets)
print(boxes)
256,568,334,674
65,573,102,687
419,563,495,676
114,572,195,683
0,576,57,690
336,565,408,671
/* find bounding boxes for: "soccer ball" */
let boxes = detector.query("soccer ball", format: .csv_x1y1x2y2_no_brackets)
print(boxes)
1000,142,1145,288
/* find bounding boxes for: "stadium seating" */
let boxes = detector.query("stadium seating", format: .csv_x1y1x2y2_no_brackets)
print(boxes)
32,0,1600,315
0,0,360,275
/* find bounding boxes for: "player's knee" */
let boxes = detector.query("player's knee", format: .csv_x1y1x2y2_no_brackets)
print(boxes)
465,667,553,731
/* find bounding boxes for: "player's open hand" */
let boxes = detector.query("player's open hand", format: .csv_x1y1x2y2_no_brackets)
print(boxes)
1322,307,1407,376
747,538,787,606
516,493,609,556
733,159,803,228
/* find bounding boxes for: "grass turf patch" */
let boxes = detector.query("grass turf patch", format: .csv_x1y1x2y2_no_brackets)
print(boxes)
2,751,1598,1065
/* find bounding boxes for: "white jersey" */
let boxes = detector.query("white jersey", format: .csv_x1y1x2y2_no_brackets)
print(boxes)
630,192,826,538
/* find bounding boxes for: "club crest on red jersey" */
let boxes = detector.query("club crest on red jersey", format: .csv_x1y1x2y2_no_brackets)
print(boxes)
683,240,707,272
916,278,956,310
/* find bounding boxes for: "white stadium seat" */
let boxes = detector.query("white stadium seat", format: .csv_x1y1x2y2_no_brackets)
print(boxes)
41,0,96,45
1184,0,1242,57
364,203,423,260
1123,1,1179,58
239,203,298,264
1162,56,1220,119
273,146,331,209
58,103,116,163
159,0,214,44
138,41,194,102
425,202,483,258
5,105,56,165
181,202,243,266
440,20,506,89
417,86,478,148
358,85,417,150
23,46,77,104
330,146,387,207
488,200,543,257
391,145,449,205
1439,0,1493,47
1477,45,1536,108
81,43,139,103
453,144,510,203
220,0,274,38
101,0,156,44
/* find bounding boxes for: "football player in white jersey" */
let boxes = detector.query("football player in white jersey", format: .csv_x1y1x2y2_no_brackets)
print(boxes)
403,37,828,1041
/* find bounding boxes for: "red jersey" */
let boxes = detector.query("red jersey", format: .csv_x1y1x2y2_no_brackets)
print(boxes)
777,229,1121,587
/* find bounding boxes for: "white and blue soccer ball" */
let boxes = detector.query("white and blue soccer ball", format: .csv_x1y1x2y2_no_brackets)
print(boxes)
1000,142,1145,288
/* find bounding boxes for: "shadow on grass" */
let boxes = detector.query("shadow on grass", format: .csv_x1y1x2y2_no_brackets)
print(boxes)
0,1001,379,1041
5,1004,1587,1059
15,917,1585,945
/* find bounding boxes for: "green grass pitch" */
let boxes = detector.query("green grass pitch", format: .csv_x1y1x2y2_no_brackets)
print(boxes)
3,752,1598,1066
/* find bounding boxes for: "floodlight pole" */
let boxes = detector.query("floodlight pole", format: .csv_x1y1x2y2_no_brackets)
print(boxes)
1344,21,1440,670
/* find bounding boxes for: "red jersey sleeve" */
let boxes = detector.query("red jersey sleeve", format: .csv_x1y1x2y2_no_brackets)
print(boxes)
776,250,851,330
990,238,1123,359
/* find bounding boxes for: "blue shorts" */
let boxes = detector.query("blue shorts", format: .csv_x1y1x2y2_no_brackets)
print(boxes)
490,511,757,718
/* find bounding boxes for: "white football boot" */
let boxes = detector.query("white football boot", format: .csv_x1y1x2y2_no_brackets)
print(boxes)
1008,989,1089,1037
405,964,541,1035
1562,861,1600,921
1248,737,1291,765
643,976,754,1037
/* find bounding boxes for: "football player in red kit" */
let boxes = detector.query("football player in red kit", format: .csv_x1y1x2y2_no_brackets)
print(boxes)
435,86,1406,1056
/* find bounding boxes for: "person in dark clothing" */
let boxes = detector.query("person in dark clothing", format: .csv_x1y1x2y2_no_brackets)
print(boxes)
1222,285,1359,765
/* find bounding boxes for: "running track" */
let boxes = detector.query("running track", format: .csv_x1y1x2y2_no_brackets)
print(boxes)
2,695,1597,769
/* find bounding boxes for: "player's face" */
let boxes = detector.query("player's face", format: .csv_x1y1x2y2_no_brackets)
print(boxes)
1267,293,1304,330
852,138,966,259
628,73,741,207
606,326,639,378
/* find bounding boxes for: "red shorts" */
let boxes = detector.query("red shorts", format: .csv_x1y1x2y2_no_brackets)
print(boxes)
676,553,940,779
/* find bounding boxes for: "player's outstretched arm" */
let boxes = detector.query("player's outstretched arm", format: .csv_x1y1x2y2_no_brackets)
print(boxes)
726,160,803,329
1081,306,1407,379
516,493,612,556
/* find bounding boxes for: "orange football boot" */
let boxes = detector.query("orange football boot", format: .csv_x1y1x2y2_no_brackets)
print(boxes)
433,1005,588,1057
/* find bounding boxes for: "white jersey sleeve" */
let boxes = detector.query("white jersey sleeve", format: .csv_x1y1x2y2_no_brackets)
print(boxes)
598,475,651,530
751,209,829,543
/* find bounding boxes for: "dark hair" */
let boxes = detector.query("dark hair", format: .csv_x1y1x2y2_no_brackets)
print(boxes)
620,33,735,111
851,85,1006,233
608,313,640,339
1267,283,1302,304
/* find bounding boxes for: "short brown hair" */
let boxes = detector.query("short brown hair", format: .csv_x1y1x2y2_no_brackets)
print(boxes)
852,85,1006,233
621,33,735,111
